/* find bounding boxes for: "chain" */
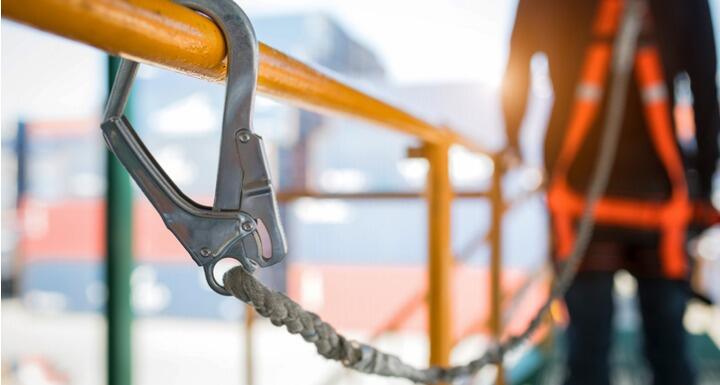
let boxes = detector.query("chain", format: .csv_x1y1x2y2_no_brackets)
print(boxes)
222,1,642,383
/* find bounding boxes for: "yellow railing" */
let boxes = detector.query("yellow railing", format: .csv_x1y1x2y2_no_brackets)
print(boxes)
3,0,509,379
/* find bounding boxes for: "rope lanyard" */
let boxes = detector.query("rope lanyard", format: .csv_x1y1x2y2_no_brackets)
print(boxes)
222,0,643,383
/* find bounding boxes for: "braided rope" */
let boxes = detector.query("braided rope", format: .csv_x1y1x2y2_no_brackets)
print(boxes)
224,267,443,383
223,266,522,383
222,1,641,383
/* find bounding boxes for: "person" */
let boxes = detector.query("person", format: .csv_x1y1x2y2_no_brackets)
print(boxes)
500,0,719,384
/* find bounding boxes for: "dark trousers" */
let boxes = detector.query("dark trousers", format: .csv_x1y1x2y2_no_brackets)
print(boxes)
563,271,696,385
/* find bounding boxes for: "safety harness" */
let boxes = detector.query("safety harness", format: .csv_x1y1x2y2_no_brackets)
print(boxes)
548,0,692,279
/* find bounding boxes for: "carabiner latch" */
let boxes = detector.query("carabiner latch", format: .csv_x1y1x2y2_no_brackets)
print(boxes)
101,0,287,295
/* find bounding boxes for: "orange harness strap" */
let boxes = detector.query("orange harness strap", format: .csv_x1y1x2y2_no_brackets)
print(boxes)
547,0,691,278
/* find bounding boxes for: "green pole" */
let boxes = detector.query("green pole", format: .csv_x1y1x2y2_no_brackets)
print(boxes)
106,56,133,385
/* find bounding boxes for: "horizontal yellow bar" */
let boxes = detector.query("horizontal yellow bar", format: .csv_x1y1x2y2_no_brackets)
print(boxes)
3,0,482,150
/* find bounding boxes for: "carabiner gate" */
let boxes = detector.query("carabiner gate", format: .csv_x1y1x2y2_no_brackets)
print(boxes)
101,0,287,295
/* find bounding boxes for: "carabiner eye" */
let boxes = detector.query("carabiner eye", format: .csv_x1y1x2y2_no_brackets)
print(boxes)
102,0,288,295
203,256,252,296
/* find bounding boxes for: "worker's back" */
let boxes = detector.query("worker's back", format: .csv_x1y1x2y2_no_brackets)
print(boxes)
503,0,719,207
503,0,719,255
502,2,719,383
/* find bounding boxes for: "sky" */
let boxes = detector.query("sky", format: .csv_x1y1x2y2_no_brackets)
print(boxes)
244,0,519,86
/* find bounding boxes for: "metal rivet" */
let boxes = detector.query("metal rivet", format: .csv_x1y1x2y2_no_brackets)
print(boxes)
241,221,254,232
200,247,212,257
236,130,251,143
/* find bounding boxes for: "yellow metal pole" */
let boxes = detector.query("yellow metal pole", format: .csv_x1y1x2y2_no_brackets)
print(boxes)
244,305,255,385
488,156,505,384
425,142,453,368
2,0,481,151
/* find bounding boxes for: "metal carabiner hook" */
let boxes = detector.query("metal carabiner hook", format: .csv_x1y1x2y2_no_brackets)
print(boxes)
102,0,287,295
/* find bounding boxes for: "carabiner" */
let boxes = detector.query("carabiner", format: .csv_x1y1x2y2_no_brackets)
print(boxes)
101,0,287,295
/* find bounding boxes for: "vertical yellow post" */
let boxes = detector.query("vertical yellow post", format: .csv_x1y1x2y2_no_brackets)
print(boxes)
244,305,254,385
489,156,505,384
425,141,453,368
